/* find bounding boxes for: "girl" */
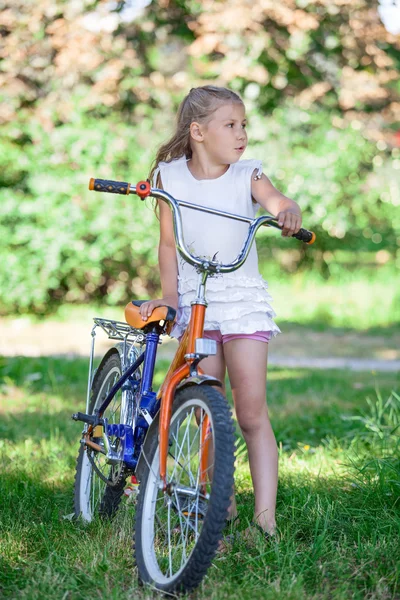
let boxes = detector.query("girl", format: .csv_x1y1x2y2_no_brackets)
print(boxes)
139,85,301,540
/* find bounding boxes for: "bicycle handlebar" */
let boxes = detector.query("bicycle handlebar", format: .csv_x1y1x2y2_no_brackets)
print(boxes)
89,177,316,274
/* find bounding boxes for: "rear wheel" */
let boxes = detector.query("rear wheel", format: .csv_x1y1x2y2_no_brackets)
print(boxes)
74,352,135,522
134,385,235,594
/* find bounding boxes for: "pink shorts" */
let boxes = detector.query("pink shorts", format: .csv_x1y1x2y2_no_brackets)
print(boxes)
203,329,272,345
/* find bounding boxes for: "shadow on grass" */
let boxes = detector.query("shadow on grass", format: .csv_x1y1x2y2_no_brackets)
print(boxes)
0,470,73,534
0,470,141,600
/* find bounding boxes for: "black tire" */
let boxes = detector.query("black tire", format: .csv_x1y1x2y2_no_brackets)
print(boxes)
134,385,235,594
74,351,131,522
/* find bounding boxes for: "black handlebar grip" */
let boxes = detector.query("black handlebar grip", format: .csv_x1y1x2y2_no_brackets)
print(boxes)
292,228,316,245
89,178,131,195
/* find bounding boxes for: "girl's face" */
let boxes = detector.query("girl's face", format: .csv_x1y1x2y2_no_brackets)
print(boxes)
195,102,248,164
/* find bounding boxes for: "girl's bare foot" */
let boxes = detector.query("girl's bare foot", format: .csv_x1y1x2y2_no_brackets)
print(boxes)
241,518,280,545
254,510,277,537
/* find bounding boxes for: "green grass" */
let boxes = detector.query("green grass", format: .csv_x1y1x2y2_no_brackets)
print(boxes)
1,356,399,599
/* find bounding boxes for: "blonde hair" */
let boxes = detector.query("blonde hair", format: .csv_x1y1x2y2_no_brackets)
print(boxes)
149,85,244,186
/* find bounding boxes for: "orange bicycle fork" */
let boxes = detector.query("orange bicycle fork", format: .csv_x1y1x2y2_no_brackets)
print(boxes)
158,273,213,490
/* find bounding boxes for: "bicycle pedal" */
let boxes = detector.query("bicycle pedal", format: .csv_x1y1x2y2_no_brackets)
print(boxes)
72,412,99,425
173,495,208,522
182,511,205,520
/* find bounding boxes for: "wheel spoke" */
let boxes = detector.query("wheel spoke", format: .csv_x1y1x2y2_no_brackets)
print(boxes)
180,412,205,480
169,407,195,483
170,411,203,489
167,499,172,578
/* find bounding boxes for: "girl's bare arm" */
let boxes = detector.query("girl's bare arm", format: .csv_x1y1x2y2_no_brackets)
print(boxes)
158,200,179,306
139,199,178,321
251,173,302,237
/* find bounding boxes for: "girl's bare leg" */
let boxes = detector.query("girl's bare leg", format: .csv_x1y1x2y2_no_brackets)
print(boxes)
223,338,277,534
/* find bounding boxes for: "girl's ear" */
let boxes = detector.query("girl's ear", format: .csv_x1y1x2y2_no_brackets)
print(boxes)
189,121,204,142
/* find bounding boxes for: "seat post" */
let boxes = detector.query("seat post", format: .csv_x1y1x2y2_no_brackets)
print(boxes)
141,331,159,394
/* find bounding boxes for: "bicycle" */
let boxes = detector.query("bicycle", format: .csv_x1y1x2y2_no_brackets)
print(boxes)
72,177,315,594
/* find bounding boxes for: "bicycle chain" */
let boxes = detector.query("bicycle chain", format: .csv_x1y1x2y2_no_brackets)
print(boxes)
86,445,126,487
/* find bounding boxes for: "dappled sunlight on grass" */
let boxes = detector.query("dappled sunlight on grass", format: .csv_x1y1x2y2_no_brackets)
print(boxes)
1,435,76,485
235,441,347,489
0,399,81,443
267,369,306,381
0,386,73,415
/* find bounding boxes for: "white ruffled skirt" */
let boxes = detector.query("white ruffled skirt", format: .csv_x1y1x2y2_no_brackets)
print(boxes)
171,274,281,340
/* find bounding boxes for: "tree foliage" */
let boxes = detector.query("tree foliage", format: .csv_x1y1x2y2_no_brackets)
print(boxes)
0,0,399,313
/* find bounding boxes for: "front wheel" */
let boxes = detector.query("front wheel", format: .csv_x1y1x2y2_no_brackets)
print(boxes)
134,385,235,594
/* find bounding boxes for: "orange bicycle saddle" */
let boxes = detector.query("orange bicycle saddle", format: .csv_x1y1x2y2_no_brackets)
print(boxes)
125,301,176,333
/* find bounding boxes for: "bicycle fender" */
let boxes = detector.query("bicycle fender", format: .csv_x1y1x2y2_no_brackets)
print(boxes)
89,345,130,395
90,347,120,390
135,378,221,483
176,375,222,390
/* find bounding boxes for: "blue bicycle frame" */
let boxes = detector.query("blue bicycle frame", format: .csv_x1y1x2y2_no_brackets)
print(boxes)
94,330,161,470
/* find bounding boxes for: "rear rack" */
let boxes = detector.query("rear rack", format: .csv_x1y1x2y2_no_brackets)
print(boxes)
93,317,146,344
84,318,146,417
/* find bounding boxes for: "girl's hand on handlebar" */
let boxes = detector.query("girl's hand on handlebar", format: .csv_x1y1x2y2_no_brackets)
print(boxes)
139,296,178,321
277,210,302,237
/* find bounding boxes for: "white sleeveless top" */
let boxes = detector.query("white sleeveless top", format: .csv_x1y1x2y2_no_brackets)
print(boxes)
155,156,281,339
